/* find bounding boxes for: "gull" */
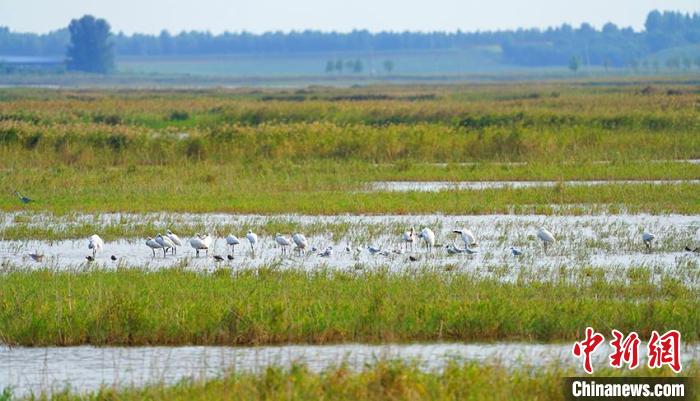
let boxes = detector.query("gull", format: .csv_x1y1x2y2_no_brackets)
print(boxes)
88,234,104,257
14,190,32,204
146,237,163,257
537,227,555,252
246,230,258,256
275,233,292,255
318,246,333,257
453,229,478,247
510,246,523,256
28,252,43,262
226,234,241,256
292,233,308,255
418,227,436,253
166,230,183,255
402,227,416,251
189,233,208,257
156,234,175,257
642,231,655,250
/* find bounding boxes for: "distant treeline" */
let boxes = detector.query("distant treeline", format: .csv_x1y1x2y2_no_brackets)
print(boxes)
1,10,698,67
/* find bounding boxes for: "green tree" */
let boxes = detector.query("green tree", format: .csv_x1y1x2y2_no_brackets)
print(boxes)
382,60,394,74
325,60,335,73
352,59,363,73
66,15,114,73
334,59,344,73
568,56,581,73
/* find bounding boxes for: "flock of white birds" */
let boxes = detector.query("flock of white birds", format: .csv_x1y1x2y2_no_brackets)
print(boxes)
69,226,675,263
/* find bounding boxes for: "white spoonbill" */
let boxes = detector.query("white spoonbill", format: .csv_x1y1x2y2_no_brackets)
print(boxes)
246,230,258,256
275,233,292,255
402,227,416,251
156,234,175,257
201,233,213,249
166,230,182,255
453,229,478,247
88,234,104,257
292,233,308,255
537,227,555,252
642,231,656,250
146,237,163,257
226,234,241,256
189,233,208,257
418,227,436,253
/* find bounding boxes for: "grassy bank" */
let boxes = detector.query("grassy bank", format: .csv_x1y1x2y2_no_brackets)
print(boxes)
1,268,697,346
10,361,696,401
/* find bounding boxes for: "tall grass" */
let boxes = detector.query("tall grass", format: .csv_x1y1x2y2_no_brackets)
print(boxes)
1,268,697,346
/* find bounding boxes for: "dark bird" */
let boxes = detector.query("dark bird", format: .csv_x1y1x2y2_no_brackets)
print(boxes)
685,246,699,253
227,254,234,261
409,255,420,262
28,252,44,262
85,255,95,262
110,255,117,261
14,191,32,204
213,255,224,262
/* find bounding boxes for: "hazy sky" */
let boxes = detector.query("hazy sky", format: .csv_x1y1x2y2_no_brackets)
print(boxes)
1,0,697,34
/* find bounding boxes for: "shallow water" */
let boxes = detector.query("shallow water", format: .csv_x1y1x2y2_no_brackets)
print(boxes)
1,214,698,279
3,342,699,396
369,180,700,192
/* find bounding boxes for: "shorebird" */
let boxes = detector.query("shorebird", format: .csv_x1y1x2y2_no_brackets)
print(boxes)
275,233,292,255
318,246,333,257
156,234,175,257
85,255,95,262
166,230,182,254
28,252,43,262
368,245,382,255
453,229,478,247
227,254,234,261
110,255,118,261
642,231,656,250
146,237,163,257
409,255,420,262
402,227,416,251
418,227,435,253
446,244,463,255
246,230,258,256
537,227,555,252
88,234,104,257
226,234,241,256
213,255,224,262
685,245,699,253
292,233,308,255
14,191,32,204
510,246,523,256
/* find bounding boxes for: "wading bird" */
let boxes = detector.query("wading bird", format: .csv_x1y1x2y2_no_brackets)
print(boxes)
189,233,208,257
642,231,656,250
453,229,478,248
402,227,416,252
368,245,382,255
246,230,258,256
685,245,699,253
88,234,104,257
418,227,435,253
227,254,234,261
275,233,292,255
213,255,224,262
85,255,94,262
28,252,43,262
156,234,175,257
146,237,163,257
292,233,308,255
318,246,333,257
226,234,241,256
14,191,32,204
166,230,182,255
537,227,555,252
446,244,463,255
510,246,523,256
409,255,420,262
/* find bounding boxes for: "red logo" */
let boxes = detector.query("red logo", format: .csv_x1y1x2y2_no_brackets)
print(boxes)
648,330,682,373
572,327,605,374
609,329,640,369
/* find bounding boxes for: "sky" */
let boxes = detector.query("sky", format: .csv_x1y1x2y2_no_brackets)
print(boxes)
0,0,698,35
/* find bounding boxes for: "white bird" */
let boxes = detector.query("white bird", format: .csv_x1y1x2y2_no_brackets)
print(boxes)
246,230,258,256
453,229,478,247
226,234,241,256
201,233,213,249
156,234,175,257
510,246,523,256
318,246,333,257
275,233,292,255
402,227,416,251
368,245,382,255
88,234,104,257
166,230,182,254
642,231,656,250
292,233,308,255
146,237,163,257
537,227,555,252
189,233,208,257
418,227,436,253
